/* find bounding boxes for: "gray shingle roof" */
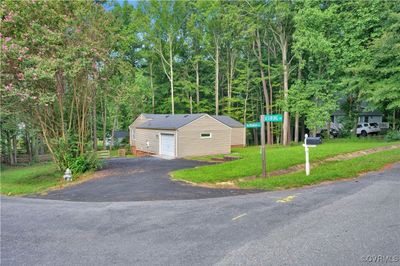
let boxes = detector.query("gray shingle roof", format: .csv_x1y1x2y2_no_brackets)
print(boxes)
212,115,244,128
114,131,129,138
136,114,206,130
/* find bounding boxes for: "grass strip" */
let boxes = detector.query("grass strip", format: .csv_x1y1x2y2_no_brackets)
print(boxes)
238,148,400,190
1,163,63,195
172,139,398,183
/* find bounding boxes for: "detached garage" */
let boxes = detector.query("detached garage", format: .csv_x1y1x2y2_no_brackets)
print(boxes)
129,114,239,158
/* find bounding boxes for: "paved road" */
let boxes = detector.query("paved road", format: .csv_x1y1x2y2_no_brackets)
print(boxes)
31,157,260,201
2,163,399,266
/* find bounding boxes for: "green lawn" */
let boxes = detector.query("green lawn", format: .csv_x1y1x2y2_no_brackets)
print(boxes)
172,139,399,183
1,163,63,195
239,148,400,190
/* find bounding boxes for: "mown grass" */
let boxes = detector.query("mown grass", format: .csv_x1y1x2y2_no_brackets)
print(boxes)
172,139,399,183
0,163,63,195
238,148,400,190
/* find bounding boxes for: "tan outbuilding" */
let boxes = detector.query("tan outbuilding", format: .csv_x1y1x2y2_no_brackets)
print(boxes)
129,113,245,158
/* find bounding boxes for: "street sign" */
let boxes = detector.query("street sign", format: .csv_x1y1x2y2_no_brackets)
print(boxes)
245,122,262,128
264,114,283,122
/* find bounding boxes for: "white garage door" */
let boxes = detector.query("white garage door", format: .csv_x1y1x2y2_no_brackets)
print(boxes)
160,133,176,157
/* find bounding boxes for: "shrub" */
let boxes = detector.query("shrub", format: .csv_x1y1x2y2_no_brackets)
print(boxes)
68,152,100,174
385,130,400,142
52,137,101,176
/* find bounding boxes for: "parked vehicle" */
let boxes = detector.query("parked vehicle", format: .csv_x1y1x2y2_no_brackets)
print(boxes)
353,123,381,136
318,128,339,138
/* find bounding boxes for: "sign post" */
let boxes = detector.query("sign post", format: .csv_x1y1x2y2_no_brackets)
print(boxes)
260,115,266,178
246,114,283,178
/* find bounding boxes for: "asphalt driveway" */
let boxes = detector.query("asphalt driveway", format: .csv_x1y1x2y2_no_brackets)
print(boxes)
31,157,260,202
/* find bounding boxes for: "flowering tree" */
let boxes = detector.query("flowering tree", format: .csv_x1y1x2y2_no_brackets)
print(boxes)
1,0,116,169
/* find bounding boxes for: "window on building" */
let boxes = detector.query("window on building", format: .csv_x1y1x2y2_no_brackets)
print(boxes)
200,133,212,139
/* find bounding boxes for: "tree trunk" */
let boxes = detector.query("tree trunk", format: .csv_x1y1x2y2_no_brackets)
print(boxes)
150,61,155,113
266,44,274,144
102,97,107,150
243,57,250,125
25,131,33,162
32,134,39,161
214,36,219,115
6,132,13,165
326,120,331,139
294,62,302,143
254,30,271,145
294,112,299,143
169,37,174,115
56,70,66,140
110,113,117,150
282,37,290,146
39,134,44,155
195,61,200,111
226,49,235,115
253,128,259,145
12,134,17,165
393,110,396,130
92,95,97,151
189,94,193,114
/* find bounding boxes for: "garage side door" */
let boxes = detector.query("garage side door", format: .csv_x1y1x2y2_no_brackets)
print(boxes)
160,133,175,157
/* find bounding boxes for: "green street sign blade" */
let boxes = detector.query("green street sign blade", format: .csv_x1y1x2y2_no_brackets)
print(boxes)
264,114,283,122
245,122,261,128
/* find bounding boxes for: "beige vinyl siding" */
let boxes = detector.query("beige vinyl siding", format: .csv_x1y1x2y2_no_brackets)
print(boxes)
129,115,151,146
177,115,231,157
135,128,175,154
231,127,245,146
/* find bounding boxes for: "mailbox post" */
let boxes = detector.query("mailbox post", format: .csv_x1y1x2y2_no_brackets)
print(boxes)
304,135,311,175
303,134,321,176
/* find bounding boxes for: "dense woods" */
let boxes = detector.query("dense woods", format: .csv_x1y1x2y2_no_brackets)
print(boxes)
1,0,399,169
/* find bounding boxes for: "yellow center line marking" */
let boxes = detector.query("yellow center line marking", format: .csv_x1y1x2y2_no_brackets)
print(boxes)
276,195,296,203
232,213,247,221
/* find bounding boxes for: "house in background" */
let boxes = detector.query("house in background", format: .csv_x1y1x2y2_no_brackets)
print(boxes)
331,110,387,129
129,113,245,158
106,130,129,148
113,130,129,140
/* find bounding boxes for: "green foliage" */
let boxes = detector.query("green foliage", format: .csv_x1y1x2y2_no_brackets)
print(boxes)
1,0,399,166
67,152,100,175
385,130,400,142
52,138,100,174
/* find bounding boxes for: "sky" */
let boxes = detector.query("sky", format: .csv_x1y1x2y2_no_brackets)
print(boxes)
104,0,137,10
